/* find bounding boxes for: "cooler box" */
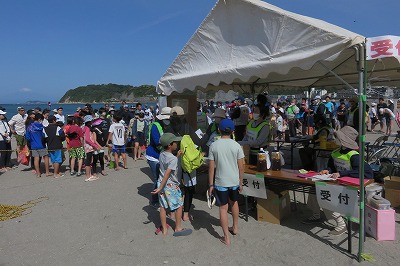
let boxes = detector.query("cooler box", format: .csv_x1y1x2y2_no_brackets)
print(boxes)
257,190,291,224
365,204,396,241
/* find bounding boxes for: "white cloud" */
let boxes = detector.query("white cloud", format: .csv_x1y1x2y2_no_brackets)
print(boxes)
19,88,32,92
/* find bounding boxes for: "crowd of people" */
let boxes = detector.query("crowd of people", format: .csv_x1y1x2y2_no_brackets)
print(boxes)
0,93,397,244
0,102,157,177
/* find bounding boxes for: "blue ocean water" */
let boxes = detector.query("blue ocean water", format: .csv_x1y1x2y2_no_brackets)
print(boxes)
0,102,155,119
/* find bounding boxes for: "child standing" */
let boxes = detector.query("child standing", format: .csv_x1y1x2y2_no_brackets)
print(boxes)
208,119,244,246
44,115,66,178
132,111,147,161
66,117,84,176
107,113,127,170
151,133,192,237
83,115,100,181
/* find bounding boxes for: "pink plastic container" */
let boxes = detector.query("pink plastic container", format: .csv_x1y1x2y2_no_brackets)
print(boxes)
365,204,396,241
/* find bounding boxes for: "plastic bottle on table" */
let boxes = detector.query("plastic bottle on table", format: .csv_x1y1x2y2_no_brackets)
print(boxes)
271,147,281,171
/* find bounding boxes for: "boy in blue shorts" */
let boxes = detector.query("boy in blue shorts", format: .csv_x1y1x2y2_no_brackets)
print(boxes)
44,115,66,178
151,133,192,237
107,113,127,170
208,119,245,246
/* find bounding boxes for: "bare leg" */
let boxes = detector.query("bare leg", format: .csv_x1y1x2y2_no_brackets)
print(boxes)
34,156,41,177
230,200,239,235
70,157,76,172
44,156,52,176
122,153,127,168
134,142,139,160
53,162,60,176
114,152,119,170
159,207,168,236
174,206,184,233
85,165,91,178
77,158,83,173
219,203,231,245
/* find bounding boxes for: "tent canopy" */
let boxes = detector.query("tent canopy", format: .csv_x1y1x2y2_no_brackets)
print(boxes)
157,0,400,95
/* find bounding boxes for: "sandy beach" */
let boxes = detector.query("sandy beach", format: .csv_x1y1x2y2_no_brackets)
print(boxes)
1,133,399,266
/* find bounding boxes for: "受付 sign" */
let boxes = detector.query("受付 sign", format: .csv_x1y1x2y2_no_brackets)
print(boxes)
240,173,267,199
315,182,359,220
366,35,400,60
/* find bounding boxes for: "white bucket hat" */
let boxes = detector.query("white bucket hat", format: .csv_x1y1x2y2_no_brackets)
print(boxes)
156,107,171,120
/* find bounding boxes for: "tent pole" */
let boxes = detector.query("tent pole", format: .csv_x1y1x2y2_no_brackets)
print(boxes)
357,42,366,262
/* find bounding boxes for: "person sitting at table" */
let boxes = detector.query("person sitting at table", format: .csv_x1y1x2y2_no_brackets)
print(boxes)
237,104,271,165
298,114,334,171
302,126,373,236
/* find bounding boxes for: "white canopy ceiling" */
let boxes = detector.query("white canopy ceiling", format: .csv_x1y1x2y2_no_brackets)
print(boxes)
157,0,400,95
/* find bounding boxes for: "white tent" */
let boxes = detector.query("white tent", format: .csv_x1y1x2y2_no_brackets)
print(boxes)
157,0,400,95
156,0,400,261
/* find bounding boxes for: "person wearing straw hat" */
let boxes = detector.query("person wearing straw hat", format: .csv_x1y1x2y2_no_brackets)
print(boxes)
303,126,373,236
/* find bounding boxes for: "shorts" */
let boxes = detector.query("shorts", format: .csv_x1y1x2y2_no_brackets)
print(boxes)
158,183,183,211
69,147,85,159
49,150,62,163
214,185,240,206
85,151,93,165
15,134,27,147
134,132,145,146
112,144,126,154
31,149,48,158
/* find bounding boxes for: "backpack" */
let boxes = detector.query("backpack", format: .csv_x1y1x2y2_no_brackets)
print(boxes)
180,135,204,173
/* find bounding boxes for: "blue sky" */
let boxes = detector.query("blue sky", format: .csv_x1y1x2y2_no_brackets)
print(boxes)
0,0,399,104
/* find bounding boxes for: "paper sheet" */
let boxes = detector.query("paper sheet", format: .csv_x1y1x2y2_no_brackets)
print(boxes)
308,174,334,181
195,129,203,139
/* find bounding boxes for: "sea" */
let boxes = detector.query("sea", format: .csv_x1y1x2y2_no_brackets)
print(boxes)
0,102,156,119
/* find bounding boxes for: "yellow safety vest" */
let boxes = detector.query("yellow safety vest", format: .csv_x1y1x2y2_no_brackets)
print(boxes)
246,120,269,153
331,149,359,172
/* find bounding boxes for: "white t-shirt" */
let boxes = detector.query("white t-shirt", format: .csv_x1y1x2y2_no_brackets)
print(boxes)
54,114,65,124
109,122,125,145
208,138,244,187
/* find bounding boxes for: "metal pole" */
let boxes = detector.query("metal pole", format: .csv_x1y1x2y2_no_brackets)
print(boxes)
357,42,366,262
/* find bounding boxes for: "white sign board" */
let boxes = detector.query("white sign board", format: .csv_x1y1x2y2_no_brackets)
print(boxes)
366,35,400,60
315,182,359,220
240,173,267,199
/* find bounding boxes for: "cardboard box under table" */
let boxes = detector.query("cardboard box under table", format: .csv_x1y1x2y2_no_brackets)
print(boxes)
384,176,400,209
365,204,396,241
257,190,291,224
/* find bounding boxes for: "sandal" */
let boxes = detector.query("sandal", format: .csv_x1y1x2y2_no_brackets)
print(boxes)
155,224,171,235
70,171,76,176
76,172,82,177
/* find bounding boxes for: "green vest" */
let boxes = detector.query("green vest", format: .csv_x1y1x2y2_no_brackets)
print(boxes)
331,149,359,172
147,122,163,150
246,120,269,153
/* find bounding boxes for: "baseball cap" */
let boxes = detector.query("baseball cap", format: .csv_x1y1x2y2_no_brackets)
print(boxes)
123,104,129,108
235,96,245,103
84,115,93,123
315,95,321,100
159,133,182,146
219,119,234,133
0,110,6,115
171,106,184,116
